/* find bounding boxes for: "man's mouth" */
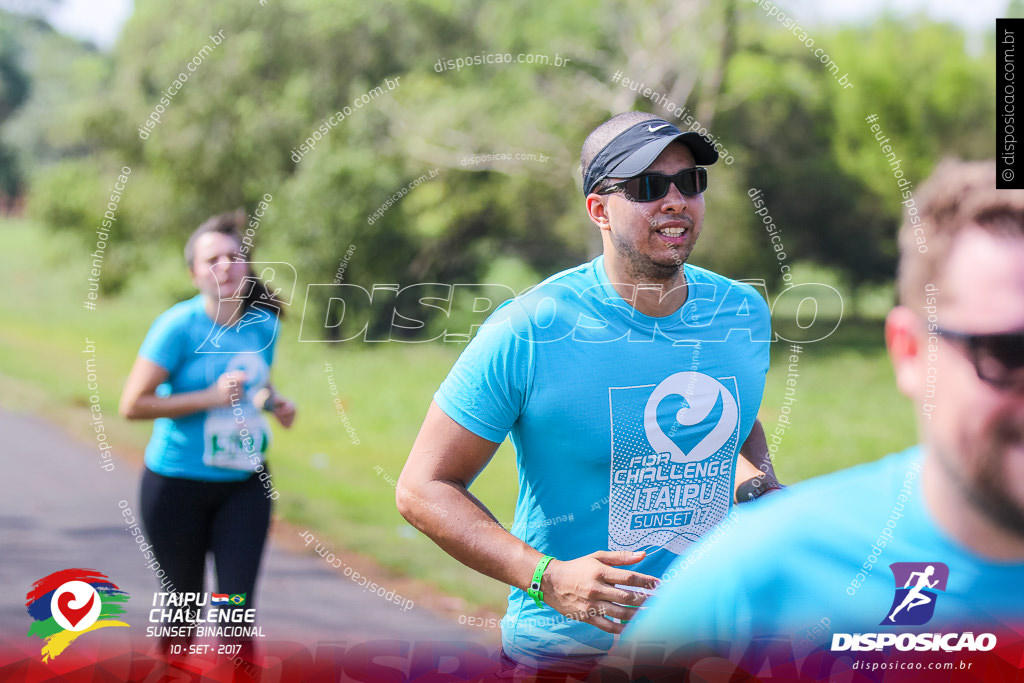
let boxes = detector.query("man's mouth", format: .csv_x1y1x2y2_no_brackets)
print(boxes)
655,220,691,242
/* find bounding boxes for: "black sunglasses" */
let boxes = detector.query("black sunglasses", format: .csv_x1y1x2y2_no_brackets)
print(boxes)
936,325,1024,388
598,167,708,202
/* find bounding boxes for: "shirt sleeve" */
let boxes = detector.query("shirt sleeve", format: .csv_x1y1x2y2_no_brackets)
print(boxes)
433,298,535,444
753,290,771,376
138,307,187,374
728,283,772,448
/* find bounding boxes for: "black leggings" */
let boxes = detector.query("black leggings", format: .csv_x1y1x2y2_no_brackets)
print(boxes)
140,467,272,639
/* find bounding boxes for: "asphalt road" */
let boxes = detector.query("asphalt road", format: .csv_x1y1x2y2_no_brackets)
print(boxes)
0,407,497,670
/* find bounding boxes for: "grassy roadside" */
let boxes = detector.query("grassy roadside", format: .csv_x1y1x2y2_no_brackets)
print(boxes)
0,217,918,614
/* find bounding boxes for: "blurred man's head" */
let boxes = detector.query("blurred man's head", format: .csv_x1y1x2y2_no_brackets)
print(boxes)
887,159,1024,544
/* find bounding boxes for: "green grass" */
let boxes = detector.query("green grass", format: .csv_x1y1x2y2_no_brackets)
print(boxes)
0,217,917,612
760,323,917,482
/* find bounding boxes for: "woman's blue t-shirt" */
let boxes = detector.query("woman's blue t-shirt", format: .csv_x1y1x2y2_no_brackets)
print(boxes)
138,295,277,481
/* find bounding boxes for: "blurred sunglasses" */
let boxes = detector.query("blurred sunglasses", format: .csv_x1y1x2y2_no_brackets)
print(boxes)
599,167,707,202
936,325,1024,388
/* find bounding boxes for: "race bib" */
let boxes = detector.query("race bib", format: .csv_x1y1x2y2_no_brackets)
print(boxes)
202,405,271,471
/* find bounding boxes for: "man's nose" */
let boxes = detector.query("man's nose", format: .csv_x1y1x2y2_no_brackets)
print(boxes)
660,182,687,212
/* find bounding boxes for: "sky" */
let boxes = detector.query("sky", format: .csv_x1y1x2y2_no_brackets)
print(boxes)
0,0,1010,50
39,0,133,49
793,0,1006,33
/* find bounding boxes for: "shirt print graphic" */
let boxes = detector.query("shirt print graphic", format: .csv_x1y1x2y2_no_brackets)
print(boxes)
608,372,739,556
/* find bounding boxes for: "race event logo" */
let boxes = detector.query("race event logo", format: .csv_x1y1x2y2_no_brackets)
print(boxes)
148,591,264,640
882,562,949,626
25,569,129,662
608,371,739,556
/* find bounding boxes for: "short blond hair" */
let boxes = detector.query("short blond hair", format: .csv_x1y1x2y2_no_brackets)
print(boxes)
898,159,1024,306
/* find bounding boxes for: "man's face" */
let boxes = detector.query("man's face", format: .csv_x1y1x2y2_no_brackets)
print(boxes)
895,228,1024,538
593,141,705,281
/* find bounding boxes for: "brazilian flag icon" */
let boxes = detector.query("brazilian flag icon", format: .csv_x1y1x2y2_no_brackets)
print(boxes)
229,594,246,606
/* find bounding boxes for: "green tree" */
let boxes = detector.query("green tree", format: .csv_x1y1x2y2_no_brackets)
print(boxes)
716,10,995,294
0,12,31,196
22,0,997,331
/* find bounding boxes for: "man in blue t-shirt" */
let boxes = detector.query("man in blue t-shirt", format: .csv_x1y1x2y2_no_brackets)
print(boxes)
397,112,781,672
621,160,1024,678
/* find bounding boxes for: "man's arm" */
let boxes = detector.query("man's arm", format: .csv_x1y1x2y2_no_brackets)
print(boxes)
734,419,784,502
397,401,659,634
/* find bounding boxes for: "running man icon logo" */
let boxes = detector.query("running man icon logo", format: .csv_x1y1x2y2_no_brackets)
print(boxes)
881,562,949,626
196,261,296,354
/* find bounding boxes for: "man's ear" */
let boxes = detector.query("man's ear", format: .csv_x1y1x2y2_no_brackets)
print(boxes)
586,193,611,232
886,305,923,400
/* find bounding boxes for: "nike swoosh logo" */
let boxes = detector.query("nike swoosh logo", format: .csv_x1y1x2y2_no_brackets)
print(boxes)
647,124,670,132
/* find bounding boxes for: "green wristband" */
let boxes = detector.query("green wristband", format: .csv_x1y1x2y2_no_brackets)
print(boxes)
527,555,554,608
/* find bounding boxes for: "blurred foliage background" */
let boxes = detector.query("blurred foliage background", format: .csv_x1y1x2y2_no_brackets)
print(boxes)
0,0,1003,323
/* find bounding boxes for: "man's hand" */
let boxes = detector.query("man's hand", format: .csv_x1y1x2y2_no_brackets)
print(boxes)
399,403,661,638
540,550,659,634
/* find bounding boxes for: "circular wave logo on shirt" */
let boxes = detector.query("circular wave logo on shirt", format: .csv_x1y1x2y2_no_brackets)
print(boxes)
226,352,269,393
643,372,738,464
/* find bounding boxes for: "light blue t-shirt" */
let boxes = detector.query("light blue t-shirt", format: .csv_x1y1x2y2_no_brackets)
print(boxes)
623,447,1024,661
434,256,772,668
139,295,278,482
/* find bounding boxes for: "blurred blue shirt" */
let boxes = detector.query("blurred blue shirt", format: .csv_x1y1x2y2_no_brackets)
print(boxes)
139,294,277,481
624,447,1024,661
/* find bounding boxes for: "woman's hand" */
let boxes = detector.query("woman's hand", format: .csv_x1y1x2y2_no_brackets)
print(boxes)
208,371,247,407
269,397,296,428
254,387,296,428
